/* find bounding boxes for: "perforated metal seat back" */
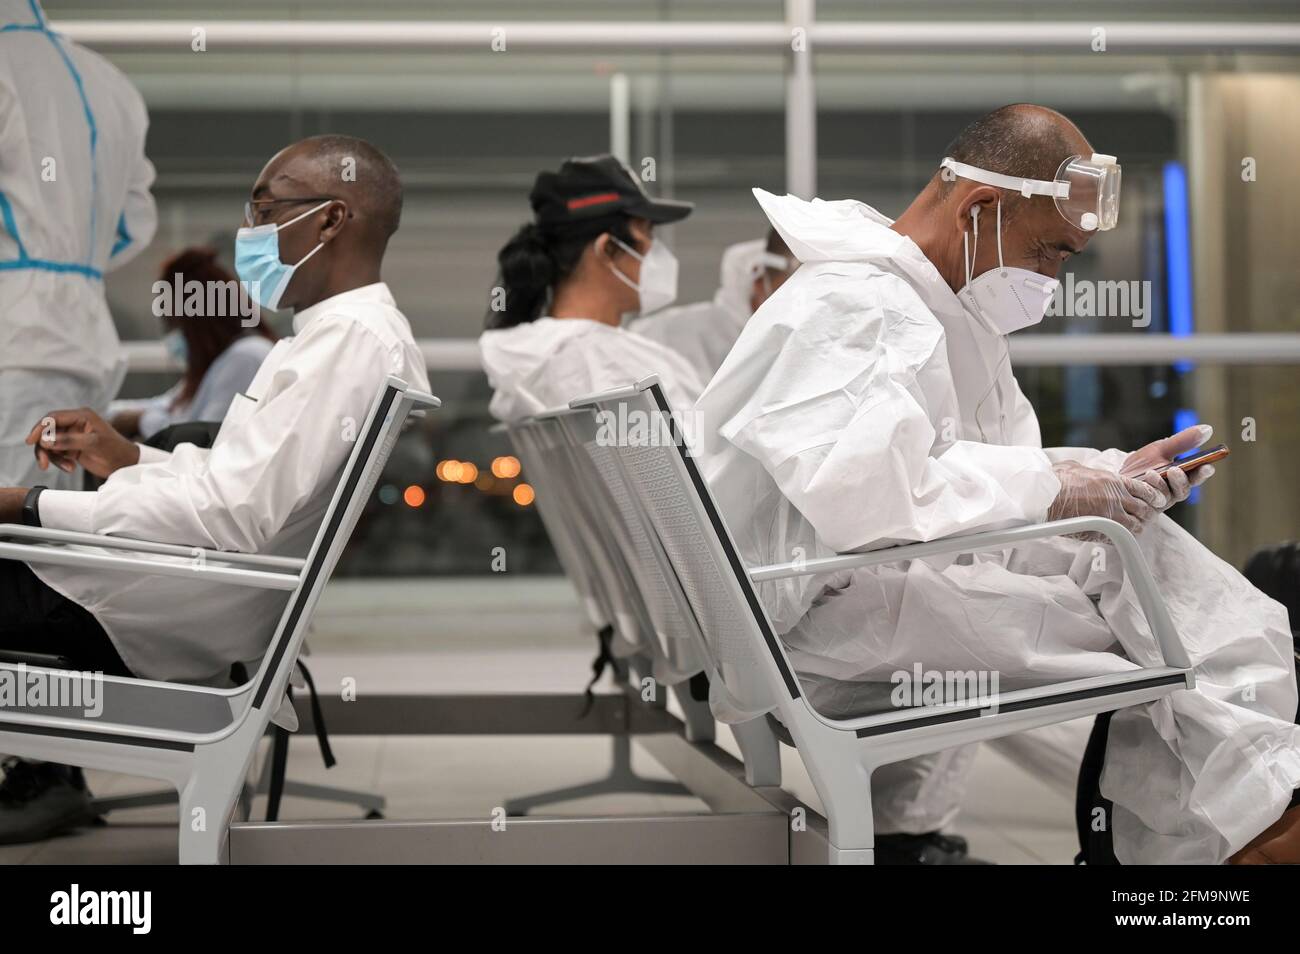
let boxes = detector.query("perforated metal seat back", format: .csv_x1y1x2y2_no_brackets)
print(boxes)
507,423,609,629
561,410,704,680
591,385,798,720
530,416,651,654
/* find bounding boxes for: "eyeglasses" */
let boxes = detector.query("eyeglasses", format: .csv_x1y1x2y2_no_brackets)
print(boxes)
243,195,337,228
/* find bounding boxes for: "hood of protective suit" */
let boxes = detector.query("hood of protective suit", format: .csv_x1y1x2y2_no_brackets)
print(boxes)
752,188,903,263
752,188,968,329
479,318,596,420
712,238,766,321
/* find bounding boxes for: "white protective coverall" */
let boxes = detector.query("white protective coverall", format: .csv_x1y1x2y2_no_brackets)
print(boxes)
479,316,707,423
480,238,770,422
29,284,429,684
0,0,157,487
692,188,1300,863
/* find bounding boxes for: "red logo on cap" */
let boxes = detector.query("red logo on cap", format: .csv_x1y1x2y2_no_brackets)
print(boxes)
566,192,620,211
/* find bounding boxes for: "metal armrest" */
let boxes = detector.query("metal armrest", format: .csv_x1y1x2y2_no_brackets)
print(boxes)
749,516,1192,671
0,524,305,572
568,374,663,409
0,538,299,591
401,388,441,409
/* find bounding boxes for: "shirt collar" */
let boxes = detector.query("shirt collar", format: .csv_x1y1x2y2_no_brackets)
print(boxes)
291,282,394,334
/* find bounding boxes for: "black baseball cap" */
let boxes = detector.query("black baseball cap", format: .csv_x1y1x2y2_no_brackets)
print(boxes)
530,154,693,236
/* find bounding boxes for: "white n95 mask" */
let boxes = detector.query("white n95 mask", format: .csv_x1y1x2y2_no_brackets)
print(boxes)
958,200,1059,336
608,236,679,315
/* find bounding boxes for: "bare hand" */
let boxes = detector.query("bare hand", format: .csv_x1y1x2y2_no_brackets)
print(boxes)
25,408,141,479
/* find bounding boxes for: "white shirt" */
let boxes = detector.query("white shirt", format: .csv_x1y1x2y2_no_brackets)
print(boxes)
121,335,276,440
31,283,430,683
0,0,156,389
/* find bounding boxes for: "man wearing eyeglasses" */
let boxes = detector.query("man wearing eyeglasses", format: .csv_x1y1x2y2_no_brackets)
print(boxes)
0,134,429,844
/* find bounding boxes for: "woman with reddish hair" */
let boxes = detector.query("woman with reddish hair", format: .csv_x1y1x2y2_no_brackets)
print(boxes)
111,247,276,440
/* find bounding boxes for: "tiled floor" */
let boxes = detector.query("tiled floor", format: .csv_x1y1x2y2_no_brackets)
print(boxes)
0,579,1088,865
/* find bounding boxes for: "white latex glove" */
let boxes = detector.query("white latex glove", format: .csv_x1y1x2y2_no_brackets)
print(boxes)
1048,460,1166,535
1120,424,1217,517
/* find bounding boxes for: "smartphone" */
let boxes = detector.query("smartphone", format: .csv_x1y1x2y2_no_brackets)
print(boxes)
1154,443,1229,475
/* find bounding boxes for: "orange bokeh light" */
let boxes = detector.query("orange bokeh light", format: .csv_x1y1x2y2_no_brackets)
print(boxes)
403,485,426,507
512,483,535,506
491,455,522,479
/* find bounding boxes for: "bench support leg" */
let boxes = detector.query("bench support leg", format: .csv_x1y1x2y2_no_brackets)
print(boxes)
503,734,692,815
732,716,782,787
672,684,716,744
828,845,875,865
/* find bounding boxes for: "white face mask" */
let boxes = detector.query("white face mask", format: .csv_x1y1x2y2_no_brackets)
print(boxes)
607,235,679,316
958,199,1059,336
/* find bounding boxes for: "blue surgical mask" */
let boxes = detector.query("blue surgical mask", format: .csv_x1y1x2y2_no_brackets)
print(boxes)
162,328,188,365
235,200,331,311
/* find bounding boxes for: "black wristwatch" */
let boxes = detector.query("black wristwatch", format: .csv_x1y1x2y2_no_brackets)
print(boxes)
21,485,45,528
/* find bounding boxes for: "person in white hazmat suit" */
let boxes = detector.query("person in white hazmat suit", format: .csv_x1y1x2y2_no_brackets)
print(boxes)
479,156,700,422
629,230,795,380
693,104,1300,864
0,0,157,488
480,156,800,423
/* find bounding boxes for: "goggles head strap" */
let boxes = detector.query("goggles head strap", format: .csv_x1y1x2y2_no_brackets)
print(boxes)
940,157,1071,200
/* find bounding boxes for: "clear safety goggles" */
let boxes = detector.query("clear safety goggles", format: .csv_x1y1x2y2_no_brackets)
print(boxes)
746,251,792,280
940,153,1121,232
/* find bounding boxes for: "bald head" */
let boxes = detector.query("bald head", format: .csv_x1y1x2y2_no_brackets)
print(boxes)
894,104,1101,296
937,104,1091,205
259,134,403,245
245,134,401,310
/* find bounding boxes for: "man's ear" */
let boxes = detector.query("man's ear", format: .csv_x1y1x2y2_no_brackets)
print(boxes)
955,186,1000,233
320,200,350,242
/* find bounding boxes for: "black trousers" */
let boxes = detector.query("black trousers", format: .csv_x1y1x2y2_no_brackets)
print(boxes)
0,559,132,677
1074,711,1119,865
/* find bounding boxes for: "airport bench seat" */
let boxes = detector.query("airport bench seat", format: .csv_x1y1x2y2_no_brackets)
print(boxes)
569,374,1195,865
0,376,439,863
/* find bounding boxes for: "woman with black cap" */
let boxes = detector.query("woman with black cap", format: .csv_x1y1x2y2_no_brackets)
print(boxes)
479,154,708,422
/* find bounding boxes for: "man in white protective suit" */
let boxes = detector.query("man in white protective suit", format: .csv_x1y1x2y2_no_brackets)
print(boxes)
693,104,1300,864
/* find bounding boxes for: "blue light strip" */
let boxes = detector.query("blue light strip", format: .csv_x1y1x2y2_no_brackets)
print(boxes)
1173,407,1202,505
1163,161,1194,374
